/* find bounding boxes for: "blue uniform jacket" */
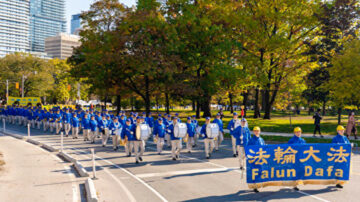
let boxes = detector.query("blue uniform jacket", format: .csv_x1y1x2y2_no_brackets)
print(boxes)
332,134,350,144
110,121,123,135
288,135,306,144
121,124,137,141
71,117,80,127
227,119,240,136
153,123,166,138
248,136,266,146
90,120,98,132
233,126,251,146
167,123,180,140
82,118,90,129
186,122,196,137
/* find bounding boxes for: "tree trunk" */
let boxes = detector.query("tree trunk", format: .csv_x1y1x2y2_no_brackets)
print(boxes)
156,96,159,113
229,93,234,114
131,97,134,111
165,93,170,114
192,99,196,111
322,100,326,116
104,94,108,110
144,76,151,116
242,91,249,117
254,88,260,118
263,87,279,119
201,95,212,118
196,99,200,119
116,95,121,114
337,107,342,125
261,90,266,111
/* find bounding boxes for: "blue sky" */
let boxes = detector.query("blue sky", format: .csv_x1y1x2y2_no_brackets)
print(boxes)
66,0,137,32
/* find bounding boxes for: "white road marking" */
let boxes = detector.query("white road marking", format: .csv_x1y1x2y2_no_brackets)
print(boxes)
103,168,137,202
136,167,239,178
297,190,331,202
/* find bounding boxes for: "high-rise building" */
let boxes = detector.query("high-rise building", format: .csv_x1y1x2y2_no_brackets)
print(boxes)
71,14,82,35
29,0,66,52
0,0,30,57
45,33,80,60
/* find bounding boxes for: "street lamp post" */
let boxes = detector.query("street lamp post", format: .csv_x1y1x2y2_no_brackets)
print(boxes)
21,75,25,98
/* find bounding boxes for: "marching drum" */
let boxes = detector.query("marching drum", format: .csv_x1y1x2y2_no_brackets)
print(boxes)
234,119,241,130
174,123,187,138
136,124,151,140
206,123,220,139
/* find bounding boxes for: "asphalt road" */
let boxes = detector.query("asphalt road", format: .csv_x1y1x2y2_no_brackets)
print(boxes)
2,123,360,202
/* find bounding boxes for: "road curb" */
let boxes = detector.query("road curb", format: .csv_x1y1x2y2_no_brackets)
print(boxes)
85,178,98,202
74,160,89,177
41,143,59,152
26,138,42,145
58,151,76,163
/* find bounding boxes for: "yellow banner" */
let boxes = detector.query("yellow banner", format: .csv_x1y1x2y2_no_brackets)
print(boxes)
8,97,41,106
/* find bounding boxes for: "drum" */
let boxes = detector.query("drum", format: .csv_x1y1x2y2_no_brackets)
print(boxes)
206,123,220,139
196,126,201,134
174,123,187,138
136,124,151,140
234,119,241,130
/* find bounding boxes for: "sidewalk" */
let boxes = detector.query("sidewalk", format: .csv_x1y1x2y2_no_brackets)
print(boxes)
0,135,80,202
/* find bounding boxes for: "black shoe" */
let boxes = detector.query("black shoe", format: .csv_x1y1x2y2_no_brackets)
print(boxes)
293,187,299,191
102,145,105,147
215,149,219,152
66,135,68,137
254,189,259,193
91,141,95,144
176,155,179,159
136,160,139,164
172,158,176,161
158,153,161,155
336,184,343,188
206,156,210,159
193,144,197,147
113,148,117,151
127,154,131,157
139,157,143,161
233,154,237,158
240,166,244,170
188,151,191,153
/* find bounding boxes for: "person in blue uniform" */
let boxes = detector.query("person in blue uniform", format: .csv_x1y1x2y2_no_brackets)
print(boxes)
288,127,306,144
133,117,144,163
191,115,200,147
233,118,251,169
110,117,123,151
164,115,172,147
153,118,166,154
121,119,134,157
212,113,224,151
71,113,80,139
332,125,350,188
99,116,109,147
82,114,91,141
90,116,98,143
167,117,182,160
201,117,215,159
227,112,241,157
63,109,72,137
186,117,196,153
54,110,62,135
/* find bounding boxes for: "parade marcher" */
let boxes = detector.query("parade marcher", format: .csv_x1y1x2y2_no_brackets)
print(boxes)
313,109,323,138
332,125,350,189
71,113,80,139
227,112,241,157
201,117,216,159
99,116,110,147
89,116,98,143
346,112,358,139
168,116,182,160
121,119,134,157
186,117,196,153
63,109,72,137
36,109,42,129
233,118,251,169
82,114,91,141
95,111,102,138
288,127,306,191
134,117,144,163
110,117,123,151
191,115,200,147
49,110,55,133
54,109,62,135
153,118,166,154
164,114,172,147
212,113,224,151
248,126,266,193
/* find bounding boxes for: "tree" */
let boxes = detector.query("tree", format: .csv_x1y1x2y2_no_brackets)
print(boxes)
231,0,321,119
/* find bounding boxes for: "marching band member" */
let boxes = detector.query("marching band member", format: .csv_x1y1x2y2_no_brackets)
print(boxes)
191,115,199,147
43,109,50,132
201,117,215,159
36,109,42,129
168,116,182,160
227,112,241,157
49,110,55,133
134,117,144,163
99,115,110,147
212,113,224,151
82,114,91,141
89,116,98,143
175,113,181,123
233,118,251,169
95,111,102,138
63,108,72,137
121,119,134,157
248,126,266,193
110,117,123,151
332,125,350,189
288,127,306,191
71,113,80,139
119,114,126,126
165,114,172,147
186,117,196,153
54,109,63,135
153,118,166,154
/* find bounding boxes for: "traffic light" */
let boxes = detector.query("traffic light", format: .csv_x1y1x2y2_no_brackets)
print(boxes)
15,82,19,89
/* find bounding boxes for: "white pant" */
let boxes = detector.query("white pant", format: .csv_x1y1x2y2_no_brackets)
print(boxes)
112,135,119,149
237,145,245,168
90,131,97,142
186,137,195,152
55,122,62,134
125,140,132,155
101,128,109,146
231,135,237,155
132,141,142,162
72,127,79,138
36,121,41,129
204,138,215,157
83,129,90,140
156,137,165,153
64,123,71,135
171,140,182,158
215,132,224,150
165,134,171,146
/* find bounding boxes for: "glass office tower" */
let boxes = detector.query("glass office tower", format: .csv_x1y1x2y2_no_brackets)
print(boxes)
29,0,66,52
0,0,30,57
71,14,81,35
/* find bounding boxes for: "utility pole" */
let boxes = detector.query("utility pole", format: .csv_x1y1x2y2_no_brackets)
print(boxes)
21,75,25,98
